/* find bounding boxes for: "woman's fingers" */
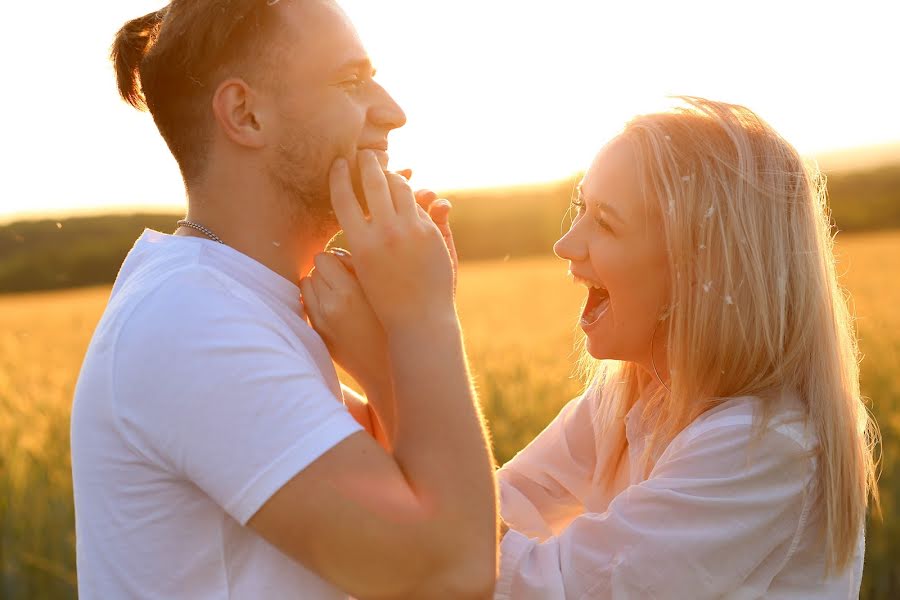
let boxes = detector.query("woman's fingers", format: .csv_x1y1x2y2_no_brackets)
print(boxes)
424,199,457,295
359,150,393,222
301,261,348,336
299,277,322,327
415,189,438,212
414,189,451,228
328,248,356,274
313,252,357,291
414,192,454,251
431,201,454,248
428,199,452,227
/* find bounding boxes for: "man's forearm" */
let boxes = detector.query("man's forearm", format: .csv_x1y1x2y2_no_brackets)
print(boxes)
387,316,498,588
341,383,393,451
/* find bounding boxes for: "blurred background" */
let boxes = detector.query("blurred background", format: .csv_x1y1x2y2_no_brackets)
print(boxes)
1,0,898,597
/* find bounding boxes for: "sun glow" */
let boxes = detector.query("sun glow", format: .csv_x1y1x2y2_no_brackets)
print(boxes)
1,0,898,221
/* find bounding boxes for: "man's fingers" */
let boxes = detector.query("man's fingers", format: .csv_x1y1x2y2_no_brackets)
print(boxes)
385,172,416,217
328,159,365,238
414,203,433,224
359,150,393,221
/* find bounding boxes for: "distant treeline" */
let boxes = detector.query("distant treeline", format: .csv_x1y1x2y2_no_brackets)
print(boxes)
1,164,898,294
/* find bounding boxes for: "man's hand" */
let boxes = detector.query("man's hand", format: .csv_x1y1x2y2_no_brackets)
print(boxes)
367,166,459,296
395,169,458,294
328,152,454,329
414,189,458,296
302,174,457,452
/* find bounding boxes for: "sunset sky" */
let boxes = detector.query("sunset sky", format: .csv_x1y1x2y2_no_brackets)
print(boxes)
2,0,898,222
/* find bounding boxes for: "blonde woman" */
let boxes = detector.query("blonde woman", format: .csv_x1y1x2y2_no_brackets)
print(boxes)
302,98,879,598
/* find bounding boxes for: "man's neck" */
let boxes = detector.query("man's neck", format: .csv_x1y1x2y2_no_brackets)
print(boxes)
181,183,334,287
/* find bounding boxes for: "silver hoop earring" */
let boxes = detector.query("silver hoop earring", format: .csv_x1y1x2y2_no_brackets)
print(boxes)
650,317,671,393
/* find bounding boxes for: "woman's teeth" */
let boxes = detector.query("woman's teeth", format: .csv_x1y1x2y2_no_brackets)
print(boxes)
582,296,610,324
580,283,610,326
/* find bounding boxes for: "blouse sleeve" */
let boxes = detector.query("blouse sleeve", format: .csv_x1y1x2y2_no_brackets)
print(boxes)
495,420,817,599
496,394,600,539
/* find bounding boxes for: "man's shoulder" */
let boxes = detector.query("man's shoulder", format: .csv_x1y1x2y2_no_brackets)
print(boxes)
107,262,326,408
111,263,283,356
121,263,247,318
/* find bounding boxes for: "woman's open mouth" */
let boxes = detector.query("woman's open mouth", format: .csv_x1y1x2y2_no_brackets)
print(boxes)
581,284,611,329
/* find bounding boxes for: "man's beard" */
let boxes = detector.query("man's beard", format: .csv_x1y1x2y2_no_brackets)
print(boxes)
267,130,340,239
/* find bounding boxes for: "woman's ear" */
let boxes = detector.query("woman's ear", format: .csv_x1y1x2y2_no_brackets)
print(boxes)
211,78,267,149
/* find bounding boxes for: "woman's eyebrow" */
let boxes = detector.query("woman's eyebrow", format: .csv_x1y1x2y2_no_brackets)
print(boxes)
578,185,625,224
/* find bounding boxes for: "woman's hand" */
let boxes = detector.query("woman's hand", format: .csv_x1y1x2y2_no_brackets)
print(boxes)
329,151,455,331
300,251,390,399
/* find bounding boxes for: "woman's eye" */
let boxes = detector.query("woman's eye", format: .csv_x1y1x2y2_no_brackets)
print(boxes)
595,216,613,232
571,193,614,233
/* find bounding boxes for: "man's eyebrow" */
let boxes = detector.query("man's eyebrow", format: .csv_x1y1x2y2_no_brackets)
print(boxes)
334,57,375,76
577,185,625,224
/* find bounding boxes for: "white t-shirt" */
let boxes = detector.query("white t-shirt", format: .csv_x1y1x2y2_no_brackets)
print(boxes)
71,229,363,599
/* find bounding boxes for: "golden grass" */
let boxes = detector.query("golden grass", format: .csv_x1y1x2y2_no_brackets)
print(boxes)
0,231,898,597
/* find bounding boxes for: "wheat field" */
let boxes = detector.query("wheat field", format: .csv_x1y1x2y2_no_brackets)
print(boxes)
1,231,898,598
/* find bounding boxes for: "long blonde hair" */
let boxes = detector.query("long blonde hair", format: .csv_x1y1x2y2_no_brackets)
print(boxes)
581,97,879,572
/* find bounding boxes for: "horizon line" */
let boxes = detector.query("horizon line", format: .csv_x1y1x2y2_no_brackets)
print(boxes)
3,141,898,226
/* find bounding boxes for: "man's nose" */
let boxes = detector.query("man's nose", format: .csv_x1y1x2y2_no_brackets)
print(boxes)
369,83,407,131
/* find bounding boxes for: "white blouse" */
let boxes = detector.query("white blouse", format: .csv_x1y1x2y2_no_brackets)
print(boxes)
495,391,865,599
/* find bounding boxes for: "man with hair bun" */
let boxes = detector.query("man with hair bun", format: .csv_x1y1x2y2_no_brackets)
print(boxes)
71,1,498,598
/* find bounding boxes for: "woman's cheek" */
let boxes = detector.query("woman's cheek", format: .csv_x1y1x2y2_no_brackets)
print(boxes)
611,277,653,350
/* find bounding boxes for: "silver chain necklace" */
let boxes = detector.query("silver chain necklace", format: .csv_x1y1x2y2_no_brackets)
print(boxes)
176,219,225,245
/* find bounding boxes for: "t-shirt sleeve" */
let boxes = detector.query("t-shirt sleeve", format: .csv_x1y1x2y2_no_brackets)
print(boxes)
112,270,363,525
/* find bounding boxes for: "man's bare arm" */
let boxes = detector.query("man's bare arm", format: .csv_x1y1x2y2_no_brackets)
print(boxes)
341,384,392,451
249,155,497,598
250,324,496,599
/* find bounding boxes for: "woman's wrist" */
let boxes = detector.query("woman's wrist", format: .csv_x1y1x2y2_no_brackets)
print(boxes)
359,371,395,447
359,371,393,410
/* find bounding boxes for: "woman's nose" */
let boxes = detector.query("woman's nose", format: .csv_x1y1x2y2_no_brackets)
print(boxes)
553,225,585,262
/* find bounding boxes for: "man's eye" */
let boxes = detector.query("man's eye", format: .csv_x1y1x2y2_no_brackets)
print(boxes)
342,76,367,89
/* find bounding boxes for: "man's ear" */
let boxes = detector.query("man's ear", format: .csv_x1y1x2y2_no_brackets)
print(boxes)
211,78,268,149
